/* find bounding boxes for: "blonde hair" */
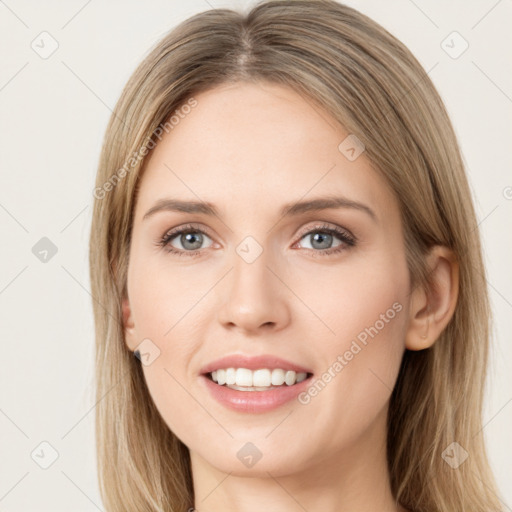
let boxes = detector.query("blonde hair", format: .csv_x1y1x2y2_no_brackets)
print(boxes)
89,1,503,510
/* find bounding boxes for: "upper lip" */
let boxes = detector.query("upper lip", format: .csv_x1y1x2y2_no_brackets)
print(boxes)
200,354,313,375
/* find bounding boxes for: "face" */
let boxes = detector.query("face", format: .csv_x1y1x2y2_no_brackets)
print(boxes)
123,81,412,477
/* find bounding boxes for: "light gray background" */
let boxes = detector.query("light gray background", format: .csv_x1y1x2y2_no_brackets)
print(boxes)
0,1,511,510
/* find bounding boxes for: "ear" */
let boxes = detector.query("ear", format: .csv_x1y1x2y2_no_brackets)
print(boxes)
405,245,459,350
121,295,138,352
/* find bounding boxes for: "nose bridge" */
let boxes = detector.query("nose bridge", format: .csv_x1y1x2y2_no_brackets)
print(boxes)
217,234,288,331
231,235,275,304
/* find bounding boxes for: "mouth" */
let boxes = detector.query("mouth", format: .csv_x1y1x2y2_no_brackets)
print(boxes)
198,354,314,412
204,368,314,391
200,368,314,413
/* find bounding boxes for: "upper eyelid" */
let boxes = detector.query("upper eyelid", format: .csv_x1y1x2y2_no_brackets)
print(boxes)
163,223,216,241
295,222,352,238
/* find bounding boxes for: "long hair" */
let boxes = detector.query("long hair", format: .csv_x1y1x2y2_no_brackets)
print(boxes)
89,1,503,510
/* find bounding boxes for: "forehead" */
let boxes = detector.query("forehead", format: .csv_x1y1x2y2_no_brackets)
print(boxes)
135,81,396,221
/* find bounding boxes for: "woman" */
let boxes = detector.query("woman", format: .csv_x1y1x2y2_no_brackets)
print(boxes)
89,1,503,510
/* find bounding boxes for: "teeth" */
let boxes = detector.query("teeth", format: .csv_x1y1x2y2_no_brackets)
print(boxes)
216,369,226,385
271,369,286,385
296,372,308,383
253,369,271,387
236,368,253,386
226,368,236,385
209,368,309,388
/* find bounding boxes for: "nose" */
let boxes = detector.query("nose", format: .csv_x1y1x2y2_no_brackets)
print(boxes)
216,244,291,334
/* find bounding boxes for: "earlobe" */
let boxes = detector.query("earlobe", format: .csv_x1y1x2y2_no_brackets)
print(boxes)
121,296,137,351
405,246,459,351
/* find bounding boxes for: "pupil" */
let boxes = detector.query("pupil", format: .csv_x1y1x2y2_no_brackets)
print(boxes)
312,232,331,249
183,232,202,250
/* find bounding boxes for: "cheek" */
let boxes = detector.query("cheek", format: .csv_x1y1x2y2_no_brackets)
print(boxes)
290,245,409,354
128,261,205,375
294,252,409,446
127,256,212,443
127,250,205,341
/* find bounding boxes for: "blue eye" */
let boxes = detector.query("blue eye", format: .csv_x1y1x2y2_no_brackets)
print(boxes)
158,223,213,257
157,222,356,257
296,225,356,256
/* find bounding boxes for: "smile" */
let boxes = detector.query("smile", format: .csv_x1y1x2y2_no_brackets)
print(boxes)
201,368,314,413
209,367,310,390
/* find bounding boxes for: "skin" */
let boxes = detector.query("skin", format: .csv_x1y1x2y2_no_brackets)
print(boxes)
122,81,459,512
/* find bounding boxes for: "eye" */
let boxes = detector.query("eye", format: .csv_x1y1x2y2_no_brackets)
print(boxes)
294,223,356,256
157,223,214,257
156,222,357,257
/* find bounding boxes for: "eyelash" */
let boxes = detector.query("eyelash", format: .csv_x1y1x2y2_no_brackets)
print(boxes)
156,222,357,258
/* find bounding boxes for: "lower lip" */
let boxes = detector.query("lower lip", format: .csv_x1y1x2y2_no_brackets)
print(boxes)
200,374,313,413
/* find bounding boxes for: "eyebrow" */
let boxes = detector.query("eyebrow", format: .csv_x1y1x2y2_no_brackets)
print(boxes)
142,195,377,223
